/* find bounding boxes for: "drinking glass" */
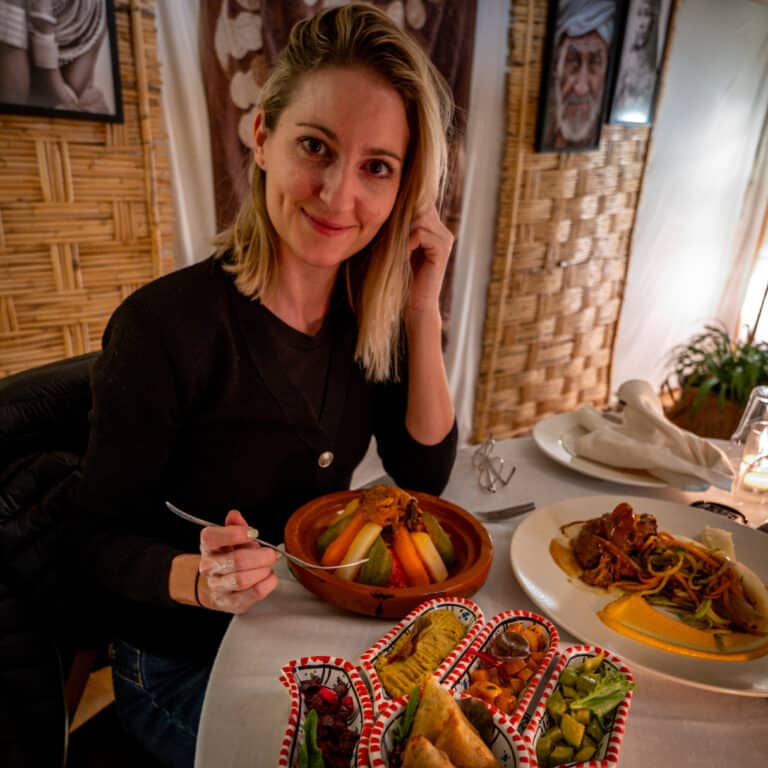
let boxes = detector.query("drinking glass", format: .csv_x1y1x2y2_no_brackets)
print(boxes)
730,385,768,444
732,420,768,526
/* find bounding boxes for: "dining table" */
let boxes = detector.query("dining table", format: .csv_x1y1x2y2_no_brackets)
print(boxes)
194,434,768,768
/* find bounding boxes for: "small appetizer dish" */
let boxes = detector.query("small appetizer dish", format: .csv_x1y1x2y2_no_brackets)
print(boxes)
366,676,531,768
360,597,485,710
522,645,634,768
279,656,374,768
283,486,493,618
447,610,560,727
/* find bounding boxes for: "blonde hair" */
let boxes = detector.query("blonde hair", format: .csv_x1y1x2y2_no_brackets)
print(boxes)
212,2,453,381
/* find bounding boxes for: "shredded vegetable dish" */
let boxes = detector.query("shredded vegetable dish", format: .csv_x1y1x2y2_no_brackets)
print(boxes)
561,503,767,638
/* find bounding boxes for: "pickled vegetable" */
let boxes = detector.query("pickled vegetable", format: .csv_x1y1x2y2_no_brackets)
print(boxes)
535,655,633,767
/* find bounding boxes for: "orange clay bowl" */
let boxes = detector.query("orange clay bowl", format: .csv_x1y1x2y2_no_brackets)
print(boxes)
283,489,493,619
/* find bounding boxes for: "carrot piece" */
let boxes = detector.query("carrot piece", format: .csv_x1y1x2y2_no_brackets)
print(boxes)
517,667,534,683
470,669,490,683
507,678,525,694
392,526,430,587
501,659,526,676
496,693,517,714
321,512,366,566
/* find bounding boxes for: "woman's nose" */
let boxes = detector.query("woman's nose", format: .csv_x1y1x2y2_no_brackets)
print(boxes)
318,162,356,211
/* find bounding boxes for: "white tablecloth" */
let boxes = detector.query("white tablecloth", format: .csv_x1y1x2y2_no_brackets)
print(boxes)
195,437,768,767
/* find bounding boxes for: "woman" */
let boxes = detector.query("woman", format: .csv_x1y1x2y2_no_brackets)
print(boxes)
77,4,457,766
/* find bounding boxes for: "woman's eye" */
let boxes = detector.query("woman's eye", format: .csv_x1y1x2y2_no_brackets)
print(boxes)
366,158,394,178
300,137,327,156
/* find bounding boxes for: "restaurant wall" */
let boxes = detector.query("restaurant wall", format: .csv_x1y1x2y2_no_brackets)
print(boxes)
0,0,175,377
471,0,656,441
610,0,768,392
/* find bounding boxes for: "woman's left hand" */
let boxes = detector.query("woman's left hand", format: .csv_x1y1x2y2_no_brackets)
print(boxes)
406,205,454,317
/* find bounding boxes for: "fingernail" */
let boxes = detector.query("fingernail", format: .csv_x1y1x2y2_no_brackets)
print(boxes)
246,527,260,540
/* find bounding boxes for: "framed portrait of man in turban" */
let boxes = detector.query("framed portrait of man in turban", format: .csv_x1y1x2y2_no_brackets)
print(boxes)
536,0,622,152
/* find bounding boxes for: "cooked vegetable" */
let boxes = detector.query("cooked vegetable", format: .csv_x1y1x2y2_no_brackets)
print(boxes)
375,610,466,698
320,512,365,567
411,531,449,582
422,511,456,568
392,526,431,587
358,535,393,586
466,621,549,716
297,709,323,768
334,522,383,581
315,485,456,588
537,655,633,767
316,499,359,555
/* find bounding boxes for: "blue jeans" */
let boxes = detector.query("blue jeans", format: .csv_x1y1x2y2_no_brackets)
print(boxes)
111,639,212,768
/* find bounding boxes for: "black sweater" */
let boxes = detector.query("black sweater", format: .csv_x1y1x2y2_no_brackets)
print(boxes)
77,257,457,658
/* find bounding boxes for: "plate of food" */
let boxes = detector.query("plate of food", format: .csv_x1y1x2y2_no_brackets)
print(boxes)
510,494,768,696
532,412,669,488
283,485,493,618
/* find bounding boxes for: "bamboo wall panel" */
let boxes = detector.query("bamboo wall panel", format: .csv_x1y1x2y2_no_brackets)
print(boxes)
0,0,174,377
472,0,653,440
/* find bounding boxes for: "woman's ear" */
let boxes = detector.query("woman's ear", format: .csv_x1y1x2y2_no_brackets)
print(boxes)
252,111,268,171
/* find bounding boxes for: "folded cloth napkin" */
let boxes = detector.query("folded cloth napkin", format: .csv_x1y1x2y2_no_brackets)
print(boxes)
563,380,734,490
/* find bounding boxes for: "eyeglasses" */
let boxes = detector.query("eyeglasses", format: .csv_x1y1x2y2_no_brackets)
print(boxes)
472,438,515,493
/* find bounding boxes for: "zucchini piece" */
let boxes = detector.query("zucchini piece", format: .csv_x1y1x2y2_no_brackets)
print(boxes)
546,688,567,720
560,713,585,748
581,653,605,674
316,498,360,554
422,511,456,568
549,744,574,766
358,536,392,586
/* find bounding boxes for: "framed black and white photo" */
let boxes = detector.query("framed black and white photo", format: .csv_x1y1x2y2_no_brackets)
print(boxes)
536,0,623,153
0,0,122,123
608,0,673,125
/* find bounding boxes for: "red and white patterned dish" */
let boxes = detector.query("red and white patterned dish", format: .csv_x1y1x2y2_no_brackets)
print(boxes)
279,656,374,768
521,645,634,768
359,597,485,711
365,688,533,767
446,609,560,727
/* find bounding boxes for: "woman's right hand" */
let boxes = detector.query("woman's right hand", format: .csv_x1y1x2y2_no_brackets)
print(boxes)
197,510,279,614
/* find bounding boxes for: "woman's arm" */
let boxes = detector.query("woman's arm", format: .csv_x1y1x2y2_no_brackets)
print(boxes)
403,205,455,445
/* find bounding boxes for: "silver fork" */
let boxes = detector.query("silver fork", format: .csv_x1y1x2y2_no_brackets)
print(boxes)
164,501,369,571
474,501,536,522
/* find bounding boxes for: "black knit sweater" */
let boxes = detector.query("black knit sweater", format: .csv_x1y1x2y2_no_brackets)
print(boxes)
77,257,457,658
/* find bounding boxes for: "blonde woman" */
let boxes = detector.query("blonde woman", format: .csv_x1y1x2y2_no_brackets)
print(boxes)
77,4,457,766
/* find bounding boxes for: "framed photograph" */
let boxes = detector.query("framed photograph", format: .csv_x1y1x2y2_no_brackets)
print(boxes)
535,0,623,153
608,0,673,125
0,0,123,123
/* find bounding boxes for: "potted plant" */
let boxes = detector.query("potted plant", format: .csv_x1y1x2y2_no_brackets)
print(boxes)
661,324,768,439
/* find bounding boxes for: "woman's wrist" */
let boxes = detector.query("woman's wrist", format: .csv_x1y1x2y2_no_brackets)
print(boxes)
169,553,204,608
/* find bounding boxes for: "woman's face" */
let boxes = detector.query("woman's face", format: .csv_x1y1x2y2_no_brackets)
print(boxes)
254,66,410,274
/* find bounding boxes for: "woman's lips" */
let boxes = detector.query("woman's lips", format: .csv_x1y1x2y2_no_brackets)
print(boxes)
302,209,353,236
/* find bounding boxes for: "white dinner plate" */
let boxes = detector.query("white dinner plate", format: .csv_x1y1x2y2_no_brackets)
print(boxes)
510,494,768,696
532,412,709,490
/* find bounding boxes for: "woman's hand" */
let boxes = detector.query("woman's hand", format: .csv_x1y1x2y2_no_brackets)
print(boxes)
405,204,454,319
197,510,279,614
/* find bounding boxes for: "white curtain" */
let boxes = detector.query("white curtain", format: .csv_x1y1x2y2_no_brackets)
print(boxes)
610,0,768,393
155,0,217,267
726,110,768,339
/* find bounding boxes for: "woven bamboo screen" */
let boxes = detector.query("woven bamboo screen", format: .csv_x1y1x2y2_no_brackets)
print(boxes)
0,0,174,378
472,0,654,441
